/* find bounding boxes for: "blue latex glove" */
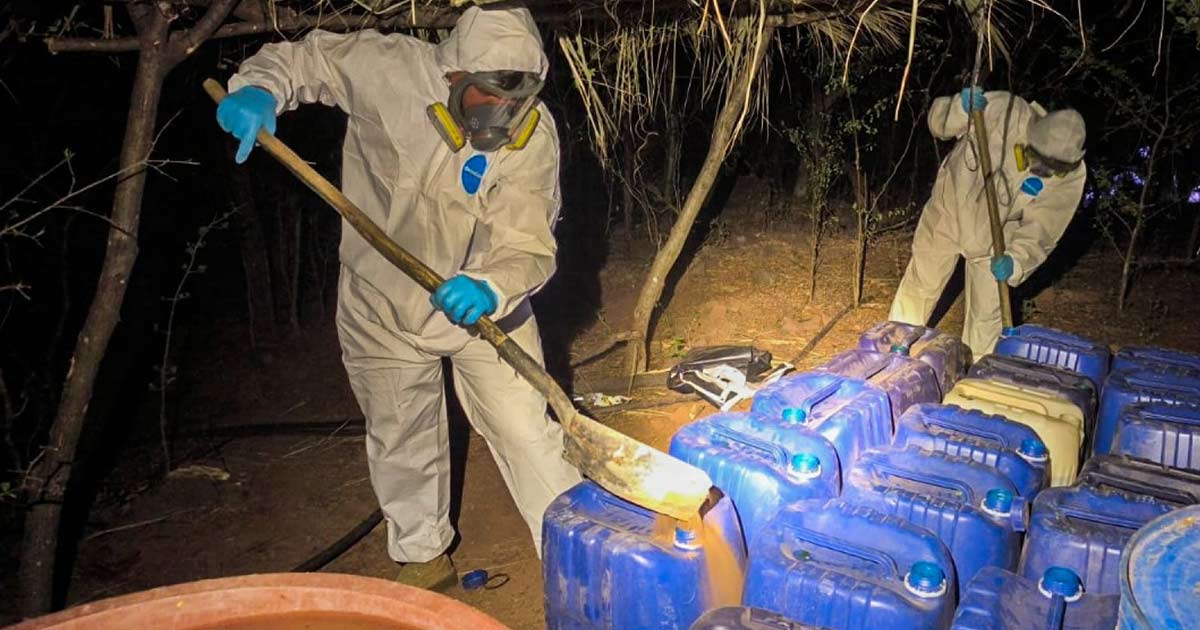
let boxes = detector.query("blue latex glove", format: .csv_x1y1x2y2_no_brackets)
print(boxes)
216,86,278,164
960,86,988,113
432,275,498,326
991,254,1014,282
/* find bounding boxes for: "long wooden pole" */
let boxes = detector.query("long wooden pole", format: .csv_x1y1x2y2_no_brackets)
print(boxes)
969,107,1014,328
202,80,712,521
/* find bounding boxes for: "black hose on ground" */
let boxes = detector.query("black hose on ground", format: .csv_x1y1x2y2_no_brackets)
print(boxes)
292,508,385,572
178,418,367,439
177,417,381,572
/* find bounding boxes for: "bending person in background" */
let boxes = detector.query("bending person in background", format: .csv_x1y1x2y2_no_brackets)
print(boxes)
890,86,1087,358
213,5,581,590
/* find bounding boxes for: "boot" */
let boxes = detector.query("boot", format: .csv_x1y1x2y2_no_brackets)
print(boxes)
394,553,458,592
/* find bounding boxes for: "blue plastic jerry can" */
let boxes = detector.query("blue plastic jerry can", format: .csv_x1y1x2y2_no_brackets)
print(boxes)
750,371,892,474
542,481,747,630
744,498,957,630
669,411,839,542
994,325,1110,390
858,321,970,396
1020,484,1176,595
689,607,830,630
1112,345,1200,377
842,446,1026,590
969,354,1098,432
1078,454,1200,505
1095,369,1200,455
1112,403,1200,471
817,349,942,420
951,566,1119,629
893,404,1050,497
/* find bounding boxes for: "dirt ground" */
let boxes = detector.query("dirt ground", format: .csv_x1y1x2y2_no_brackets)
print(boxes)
7,177,1200,628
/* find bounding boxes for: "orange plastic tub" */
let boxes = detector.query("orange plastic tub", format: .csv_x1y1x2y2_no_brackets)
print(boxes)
6,573,509,630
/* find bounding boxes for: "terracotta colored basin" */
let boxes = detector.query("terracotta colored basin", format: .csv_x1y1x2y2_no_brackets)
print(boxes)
6,573,510,630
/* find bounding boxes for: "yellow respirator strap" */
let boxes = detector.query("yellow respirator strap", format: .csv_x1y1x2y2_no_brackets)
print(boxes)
426,102,466,152
1014,144,1028,172
505,109,540,151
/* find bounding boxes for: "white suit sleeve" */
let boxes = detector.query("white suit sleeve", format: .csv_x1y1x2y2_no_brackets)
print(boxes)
463,121,562,319
227,30,373,114
1004,165,1087,286
928,94,970,140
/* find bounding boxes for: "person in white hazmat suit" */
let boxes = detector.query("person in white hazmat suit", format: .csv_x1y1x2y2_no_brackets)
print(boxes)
214,5,582,590
889,87,1087,358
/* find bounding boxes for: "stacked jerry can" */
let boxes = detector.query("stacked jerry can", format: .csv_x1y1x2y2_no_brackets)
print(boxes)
541,321,1200,630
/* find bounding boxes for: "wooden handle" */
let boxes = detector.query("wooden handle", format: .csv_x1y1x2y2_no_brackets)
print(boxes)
203,79,578,425
969,108,1014,329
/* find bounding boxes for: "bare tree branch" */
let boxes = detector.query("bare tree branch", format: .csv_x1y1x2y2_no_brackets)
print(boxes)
170,0,246,60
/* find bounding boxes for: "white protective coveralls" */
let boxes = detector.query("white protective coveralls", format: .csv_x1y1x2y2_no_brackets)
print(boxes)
889,91,1087,357
228,7,582,562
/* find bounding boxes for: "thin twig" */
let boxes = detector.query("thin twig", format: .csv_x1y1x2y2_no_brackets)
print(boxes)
158,210,234,473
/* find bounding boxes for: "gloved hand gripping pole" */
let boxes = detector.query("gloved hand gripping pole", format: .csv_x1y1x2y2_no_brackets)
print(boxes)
203,79,714,522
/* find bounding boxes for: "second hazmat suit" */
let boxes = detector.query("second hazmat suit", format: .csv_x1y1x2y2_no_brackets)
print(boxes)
889,90,1087,357
225,7,581,562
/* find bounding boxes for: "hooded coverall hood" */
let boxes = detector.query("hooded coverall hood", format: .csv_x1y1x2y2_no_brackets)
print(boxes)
1028,109,1086,164
436,6,549,79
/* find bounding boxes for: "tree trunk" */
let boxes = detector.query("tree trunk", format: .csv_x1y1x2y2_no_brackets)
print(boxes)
622,25,776,377
18,20,170,614
1117,214,1141,314
18,0,239,614
226,148,275,350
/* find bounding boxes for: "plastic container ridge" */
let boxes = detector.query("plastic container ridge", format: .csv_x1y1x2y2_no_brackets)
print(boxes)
543,481,747,630
669,411,840,541
816,349,942,421
689,607,830,630
944,382,1083,486
1112,345,1200,377
968,354,1097,431
1020,484,1175,595
1095,368,1200,455
744,499,956,630
1078,454,1200,505
1117,505,1200,630
843,446,1025,589
894,404,1048,498
994,324,1110,389
1112,403,1200,471
858,321,970,396
951,567,1120,629
750,371,892,473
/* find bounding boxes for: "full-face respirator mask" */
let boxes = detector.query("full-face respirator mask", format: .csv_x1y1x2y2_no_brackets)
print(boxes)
427,70,543,153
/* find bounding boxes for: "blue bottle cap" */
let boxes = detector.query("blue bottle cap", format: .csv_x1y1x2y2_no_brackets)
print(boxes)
905,561,947,598
1002,327,1020,337
889,343,910,355
1018,438,1048,461
983,488,1014,514
674,526,700,550
461,569,488,590
781,408,807,424
1039,566,1083,600
789,453,821,478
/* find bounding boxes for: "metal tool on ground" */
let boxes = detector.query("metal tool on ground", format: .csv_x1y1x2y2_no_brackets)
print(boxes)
202,79,713,521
